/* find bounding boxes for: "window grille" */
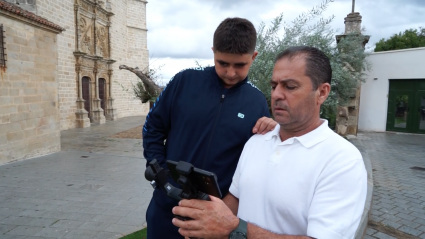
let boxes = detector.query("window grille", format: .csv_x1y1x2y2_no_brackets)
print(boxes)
0,24,5,67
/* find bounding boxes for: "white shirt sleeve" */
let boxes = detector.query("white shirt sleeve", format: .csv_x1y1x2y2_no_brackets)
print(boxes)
306,151,367,239
228,140,251,199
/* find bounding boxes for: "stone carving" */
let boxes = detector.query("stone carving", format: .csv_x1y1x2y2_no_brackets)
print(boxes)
80,57,95,68
79,17,94,55
99,73,108,80
96,26,108,58
97,61,108,70
97,10,108,21
81,1,93,12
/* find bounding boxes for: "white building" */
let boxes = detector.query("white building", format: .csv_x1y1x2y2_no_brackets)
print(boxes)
359,47,425,134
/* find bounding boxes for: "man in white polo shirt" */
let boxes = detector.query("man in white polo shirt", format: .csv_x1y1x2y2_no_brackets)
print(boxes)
172,46,367,239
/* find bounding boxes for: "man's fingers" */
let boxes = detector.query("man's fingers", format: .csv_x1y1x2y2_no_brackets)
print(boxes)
179,199,205,209
264,119,277,133
258,120,270,134
173,205,197,219
208,195,221,202
259,119,277,134
252,116,268,134
172,218,201,230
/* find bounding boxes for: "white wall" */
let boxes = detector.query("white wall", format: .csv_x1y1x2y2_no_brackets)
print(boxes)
359,47,425,132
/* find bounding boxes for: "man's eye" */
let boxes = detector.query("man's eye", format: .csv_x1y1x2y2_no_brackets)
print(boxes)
219,62,228,66
235,64,245,68
286,86,296,90
271,85,276,90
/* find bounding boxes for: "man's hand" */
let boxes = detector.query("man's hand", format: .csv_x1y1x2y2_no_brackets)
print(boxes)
172,195,239,239
252,117,277,134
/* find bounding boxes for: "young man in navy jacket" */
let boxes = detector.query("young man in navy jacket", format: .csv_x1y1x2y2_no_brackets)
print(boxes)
142,17,275,238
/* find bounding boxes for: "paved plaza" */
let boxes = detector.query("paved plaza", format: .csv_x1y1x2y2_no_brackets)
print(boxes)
351,132,425,239
0,116,152,239
0,116,425,238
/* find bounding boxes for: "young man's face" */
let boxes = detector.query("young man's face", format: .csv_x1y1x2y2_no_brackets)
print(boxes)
213,50,258,88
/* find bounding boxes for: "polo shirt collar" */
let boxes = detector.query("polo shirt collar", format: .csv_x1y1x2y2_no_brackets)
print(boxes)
265,120,332,148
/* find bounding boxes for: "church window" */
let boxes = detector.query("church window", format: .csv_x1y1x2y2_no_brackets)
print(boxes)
0,24,6,68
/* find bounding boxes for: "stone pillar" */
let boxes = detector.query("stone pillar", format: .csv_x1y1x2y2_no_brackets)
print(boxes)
335,12,370,136
75,69,91,128
90,63,106,124
105,68,117,120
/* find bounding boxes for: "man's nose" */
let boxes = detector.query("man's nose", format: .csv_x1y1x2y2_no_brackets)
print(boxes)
271,86,285,100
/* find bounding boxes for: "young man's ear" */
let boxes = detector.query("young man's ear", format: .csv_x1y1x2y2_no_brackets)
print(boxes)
252,51,258,60
211,47,214,53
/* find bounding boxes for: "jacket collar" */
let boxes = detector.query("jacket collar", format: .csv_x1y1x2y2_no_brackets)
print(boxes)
209,66,248,92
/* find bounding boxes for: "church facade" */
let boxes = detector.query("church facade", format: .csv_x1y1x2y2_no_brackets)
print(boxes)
0,0,149,164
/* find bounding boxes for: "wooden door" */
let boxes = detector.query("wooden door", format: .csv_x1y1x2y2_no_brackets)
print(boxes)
82,77,91,118
99,78,106,116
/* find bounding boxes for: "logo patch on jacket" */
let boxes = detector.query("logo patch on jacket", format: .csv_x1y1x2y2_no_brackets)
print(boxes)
238,113,245,119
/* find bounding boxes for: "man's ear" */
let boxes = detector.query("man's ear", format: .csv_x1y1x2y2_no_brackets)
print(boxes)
211,47,214,52
317,83,331,105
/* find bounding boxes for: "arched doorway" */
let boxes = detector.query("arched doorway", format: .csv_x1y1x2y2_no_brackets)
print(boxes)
99,78,106,116
82,76,91,119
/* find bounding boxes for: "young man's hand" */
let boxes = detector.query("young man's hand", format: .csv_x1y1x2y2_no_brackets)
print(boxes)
253,117,277,134
172,196,239,239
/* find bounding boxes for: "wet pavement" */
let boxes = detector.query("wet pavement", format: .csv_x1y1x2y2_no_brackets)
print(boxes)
0,116,152,239
351,132,425,239
1,116,425,238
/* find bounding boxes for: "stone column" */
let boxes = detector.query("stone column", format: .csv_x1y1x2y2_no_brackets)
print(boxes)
335,12,370,136
75,66,91,128
105,67,117,120
90,63,106,124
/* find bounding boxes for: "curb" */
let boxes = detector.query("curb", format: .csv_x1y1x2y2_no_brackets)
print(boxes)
350,139,374,239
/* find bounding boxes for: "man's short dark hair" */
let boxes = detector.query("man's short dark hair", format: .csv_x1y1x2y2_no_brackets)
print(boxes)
275,46,332,90
213,18,257,54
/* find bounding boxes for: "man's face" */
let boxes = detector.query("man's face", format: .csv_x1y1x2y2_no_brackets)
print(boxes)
213,50,258,88
270,55,326,131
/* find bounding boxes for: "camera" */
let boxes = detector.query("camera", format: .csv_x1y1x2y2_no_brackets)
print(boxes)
145,159,222,220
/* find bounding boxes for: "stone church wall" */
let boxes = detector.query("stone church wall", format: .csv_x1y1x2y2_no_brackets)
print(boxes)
36,0,78,130
0,14,61,164
110,0,150,118
35,0,149,130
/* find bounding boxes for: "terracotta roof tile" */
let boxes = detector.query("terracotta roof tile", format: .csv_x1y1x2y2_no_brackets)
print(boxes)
0,0,64,32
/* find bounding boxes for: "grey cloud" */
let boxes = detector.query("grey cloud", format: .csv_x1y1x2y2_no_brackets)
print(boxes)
147,0,425,58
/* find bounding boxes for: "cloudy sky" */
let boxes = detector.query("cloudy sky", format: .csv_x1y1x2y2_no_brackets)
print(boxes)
146,0,425,84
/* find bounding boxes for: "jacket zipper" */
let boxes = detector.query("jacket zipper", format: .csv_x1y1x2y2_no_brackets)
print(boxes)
202,93,225,169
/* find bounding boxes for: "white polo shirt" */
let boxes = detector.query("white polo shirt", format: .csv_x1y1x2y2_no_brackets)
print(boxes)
229,120,367,239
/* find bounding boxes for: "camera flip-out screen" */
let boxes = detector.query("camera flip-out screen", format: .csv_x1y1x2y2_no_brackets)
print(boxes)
166,160,222,199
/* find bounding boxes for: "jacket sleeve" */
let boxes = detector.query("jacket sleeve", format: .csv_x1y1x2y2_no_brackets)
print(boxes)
142,73,181,167
263,99,271,118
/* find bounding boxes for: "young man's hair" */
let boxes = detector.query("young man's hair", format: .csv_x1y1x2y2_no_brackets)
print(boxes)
275,46,332,90
213,17,257,54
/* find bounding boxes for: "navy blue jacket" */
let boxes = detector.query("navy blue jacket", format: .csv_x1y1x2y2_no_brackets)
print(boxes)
143,66,270,209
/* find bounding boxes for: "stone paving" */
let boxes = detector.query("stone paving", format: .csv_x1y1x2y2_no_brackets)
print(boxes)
351,132,425,239
1,116,425,239
0,116,153,239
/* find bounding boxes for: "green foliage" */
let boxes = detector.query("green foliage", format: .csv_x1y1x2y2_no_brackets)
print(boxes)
117,64,163,103
375,27,425,52
248,0,371,127
133,67,163,103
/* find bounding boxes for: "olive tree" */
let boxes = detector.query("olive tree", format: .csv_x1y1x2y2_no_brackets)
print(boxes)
249,0,370,127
